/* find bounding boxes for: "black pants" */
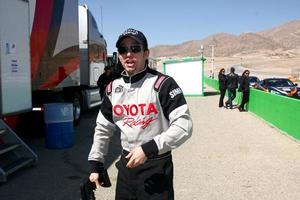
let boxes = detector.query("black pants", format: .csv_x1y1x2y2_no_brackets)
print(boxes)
225,88,236,108
115,151,174,200
239,91,249,110
219,88,226,107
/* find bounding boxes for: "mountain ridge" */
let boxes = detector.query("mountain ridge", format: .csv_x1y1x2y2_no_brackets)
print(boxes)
150,19,300,58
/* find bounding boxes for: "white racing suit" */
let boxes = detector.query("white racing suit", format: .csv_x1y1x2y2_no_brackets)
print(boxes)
88,66,193,172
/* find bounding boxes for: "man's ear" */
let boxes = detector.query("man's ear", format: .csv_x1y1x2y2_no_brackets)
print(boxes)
144,49,150,58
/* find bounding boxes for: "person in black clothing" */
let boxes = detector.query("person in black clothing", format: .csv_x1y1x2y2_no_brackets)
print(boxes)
238,70,250,111
225,67,239,109
218,68,227,107
97,66,114,99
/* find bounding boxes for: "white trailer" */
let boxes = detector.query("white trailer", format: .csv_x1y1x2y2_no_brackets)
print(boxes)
0,0,37,183
0,0,32,115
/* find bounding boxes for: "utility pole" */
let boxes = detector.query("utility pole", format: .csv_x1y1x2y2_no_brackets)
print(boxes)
198,45,204,58
198,45,206,80
209,45,215,78
200,45,206,61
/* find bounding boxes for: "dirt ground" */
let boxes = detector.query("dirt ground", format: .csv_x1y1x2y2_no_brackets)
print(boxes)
205,54,300,80
1,88,300,200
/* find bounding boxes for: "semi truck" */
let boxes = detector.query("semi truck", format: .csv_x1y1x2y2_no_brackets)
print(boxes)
0,0,112,181
0,0,108,124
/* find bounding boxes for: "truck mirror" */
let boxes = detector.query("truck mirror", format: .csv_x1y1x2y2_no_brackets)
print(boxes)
112,52,117,65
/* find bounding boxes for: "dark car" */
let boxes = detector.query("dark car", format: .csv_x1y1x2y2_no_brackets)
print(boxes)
248,76,260,87
256,78,300,99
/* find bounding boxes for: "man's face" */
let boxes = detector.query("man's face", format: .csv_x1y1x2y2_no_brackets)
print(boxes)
118,37,149,76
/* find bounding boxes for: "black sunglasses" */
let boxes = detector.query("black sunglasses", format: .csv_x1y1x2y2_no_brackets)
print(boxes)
118,45,142,54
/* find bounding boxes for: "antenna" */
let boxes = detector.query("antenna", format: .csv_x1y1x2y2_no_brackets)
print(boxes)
100,6,103,34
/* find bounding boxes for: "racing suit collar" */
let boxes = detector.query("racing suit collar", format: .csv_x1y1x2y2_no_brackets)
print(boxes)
121,65,149,83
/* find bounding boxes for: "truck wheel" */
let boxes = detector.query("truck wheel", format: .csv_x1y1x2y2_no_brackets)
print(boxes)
72,93,82,126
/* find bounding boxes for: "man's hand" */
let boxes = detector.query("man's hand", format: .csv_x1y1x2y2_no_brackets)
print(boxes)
126,147,148,168
89,173,101,188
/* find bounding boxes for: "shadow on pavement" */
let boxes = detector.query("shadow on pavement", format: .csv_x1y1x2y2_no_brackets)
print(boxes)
0,107,121,200
204,91,220,96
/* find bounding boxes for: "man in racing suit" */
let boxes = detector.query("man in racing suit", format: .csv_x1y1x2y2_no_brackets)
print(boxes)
88,28,193,200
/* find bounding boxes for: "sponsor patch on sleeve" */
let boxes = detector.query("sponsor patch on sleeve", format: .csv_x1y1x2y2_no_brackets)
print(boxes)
169,88,183,98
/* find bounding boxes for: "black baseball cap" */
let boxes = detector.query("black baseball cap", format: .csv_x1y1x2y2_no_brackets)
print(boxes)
116,28,148,50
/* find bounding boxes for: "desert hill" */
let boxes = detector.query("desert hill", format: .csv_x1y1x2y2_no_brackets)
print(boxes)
259,20,300,49
149,20,300,58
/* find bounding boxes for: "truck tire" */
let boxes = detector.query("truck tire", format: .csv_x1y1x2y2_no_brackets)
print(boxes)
72,92,82,126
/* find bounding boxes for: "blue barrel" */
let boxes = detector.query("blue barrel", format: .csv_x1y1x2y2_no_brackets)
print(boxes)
44,103,74,149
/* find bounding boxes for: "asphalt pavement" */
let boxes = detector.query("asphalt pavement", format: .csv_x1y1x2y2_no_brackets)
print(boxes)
1,86,300,200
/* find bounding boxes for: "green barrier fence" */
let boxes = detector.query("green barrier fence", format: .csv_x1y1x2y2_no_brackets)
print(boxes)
204,76,219,91
204,76,300,141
